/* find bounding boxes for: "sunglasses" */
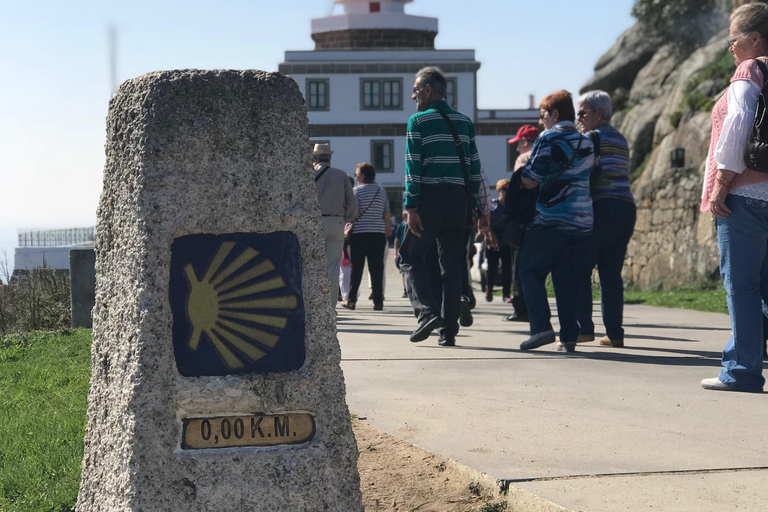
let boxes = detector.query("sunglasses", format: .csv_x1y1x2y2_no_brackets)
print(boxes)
577,109,594,118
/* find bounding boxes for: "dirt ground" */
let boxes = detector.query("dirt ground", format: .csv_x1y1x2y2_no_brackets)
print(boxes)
353,419,508,512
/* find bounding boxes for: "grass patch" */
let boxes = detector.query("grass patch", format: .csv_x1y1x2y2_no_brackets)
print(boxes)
623,285,727,314
496,279,728,314
0,329,91,512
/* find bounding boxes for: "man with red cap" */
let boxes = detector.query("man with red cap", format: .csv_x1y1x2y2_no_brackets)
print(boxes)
510,124,540,172
503,124,539,322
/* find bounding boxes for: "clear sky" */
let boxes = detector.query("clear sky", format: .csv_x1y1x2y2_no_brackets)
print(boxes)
0,0,636,270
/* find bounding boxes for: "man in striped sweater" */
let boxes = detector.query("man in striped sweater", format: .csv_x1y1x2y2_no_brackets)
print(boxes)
399,66,484,347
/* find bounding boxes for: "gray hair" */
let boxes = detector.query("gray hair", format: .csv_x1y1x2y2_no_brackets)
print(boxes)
415,66,446,98
578,90,613,122
732,3,768,47
314,154,331,164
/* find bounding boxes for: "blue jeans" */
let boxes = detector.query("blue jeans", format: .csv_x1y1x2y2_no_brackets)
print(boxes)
519,228,590,343
577,199,636,340
717,194,768,391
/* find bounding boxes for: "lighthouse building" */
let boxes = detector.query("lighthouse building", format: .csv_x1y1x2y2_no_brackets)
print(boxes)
279,0,537,213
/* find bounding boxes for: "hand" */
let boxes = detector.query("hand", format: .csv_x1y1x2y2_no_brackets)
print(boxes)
485,230,498,249
709,182,731,218
407,209,424,237
476,212,490,232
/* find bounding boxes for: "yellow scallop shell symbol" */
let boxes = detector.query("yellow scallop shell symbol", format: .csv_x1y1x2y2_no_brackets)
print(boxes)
184,241,298,369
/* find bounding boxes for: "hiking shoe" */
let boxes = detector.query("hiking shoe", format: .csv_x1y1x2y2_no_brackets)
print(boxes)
410,315,443,343
520,330,556,351
459,296,473,327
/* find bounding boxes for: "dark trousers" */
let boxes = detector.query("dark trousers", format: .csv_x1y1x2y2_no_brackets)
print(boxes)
510,247,527,317
400,185,468,336
577,199,636,340
520,228,590,343
349,232,386,305
486,246,512,297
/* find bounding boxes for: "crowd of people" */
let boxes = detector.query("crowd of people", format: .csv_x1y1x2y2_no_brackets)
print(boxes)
314,2,768,394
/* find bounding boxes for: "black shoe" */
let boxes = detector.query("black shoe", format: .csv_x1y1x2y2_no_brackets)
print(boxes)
438,332,456,346
410,315,443,343
520,330,556,350
502,313,528,322
459,296,473,327
373,303,383,311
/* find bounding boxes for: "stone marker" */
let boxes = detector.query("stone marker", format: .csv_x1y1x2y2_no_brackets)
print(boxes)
69,248,95,328
77,70,363,511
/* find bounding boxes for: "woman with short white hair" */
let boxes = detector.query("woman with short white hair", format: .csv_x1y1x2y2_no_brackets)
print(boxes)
571,89,635,351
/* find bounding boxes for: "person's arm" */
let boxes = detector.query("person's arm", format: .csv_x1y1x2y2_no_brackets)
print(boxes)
344,175,358,222
405,116,425,236
710,79,761,218
521,136,547,189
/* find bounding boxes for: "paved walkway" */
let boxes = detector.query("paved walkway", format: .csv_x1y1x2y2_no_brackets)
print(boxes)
337,259,768,511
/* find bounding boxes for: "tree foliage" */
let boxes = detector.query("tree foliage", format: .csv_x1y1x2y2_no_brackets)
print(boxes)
632,0,720,45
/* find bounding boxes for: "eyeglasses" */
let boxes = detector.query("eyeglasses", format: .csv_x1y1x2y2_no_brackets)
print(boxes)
577,109,594,118
413,85,428,94
728,32,748,48
539,111,548,119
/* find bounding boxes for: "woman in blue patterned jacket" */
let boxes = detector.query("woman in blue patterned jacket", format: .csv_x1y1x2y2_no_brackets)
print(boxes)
518,90,595,353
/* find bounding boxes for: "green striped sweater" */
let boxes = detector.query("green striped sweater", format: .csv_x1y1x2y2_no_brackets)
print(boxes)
404,100,482,208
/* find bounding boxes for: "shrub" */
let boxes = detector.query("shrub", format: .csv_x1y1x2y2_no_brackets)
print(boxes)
0,268,71,336
669,110,683,128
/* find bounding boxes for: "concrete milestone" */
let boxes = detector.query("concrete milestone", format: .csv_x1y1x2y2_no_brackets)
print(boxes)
76,70,363,512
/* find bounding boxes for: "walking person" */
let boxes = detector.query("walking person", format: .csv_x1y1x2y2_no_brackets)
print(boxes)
485,180,513,303
570,90,635,350
399,66,484,347
701,3,768,392
312,143,357,308
343,163,391,311
516,90,595,353
502,125,538,323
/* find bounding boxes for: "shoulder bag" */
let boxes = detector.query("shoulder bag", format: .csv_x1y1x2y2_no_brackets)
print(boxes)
345,187,382,239
433,108,475,228
744,59,768,173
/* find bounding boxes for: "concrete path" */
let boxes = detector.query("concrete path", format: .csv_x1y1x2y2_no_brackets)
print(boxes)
337,260,768,511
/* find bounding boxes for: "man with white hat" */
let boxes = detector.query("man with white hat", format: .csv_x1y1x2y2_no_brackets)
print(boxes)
312,143,358,307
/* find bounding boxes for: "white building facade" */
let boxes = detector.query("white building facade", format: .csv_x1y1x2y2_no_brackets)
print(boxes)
280,0,538,214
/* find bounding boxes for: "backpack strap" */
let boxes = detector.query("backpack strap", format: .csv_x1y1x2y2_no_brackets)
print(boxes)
433,107,474,218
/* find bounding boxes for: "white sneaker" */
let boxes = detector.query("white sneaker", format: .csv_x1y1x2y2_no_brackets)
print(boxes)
701,377,735,391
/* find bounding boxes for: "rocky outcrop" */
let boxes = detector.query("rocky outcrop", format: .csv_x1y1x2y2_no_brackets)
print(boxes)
582,15,732,288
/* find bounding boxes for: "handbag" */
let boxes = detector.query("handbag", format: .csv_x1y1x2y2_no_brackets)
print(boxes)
502,133,584,249
744,59,768,173
346,187,382,239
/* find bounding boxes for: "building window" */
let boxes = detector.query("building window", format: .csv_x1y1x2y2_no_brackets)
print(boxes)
306,79,329,110
507,142,520,172
445,78,457,109
371,140,394,172
370,2,380,12
361,79,402,110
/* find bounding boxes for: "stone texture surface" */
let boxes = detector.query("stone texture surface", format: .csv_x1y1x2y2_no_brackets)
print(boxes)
76,70,363,512
69,248,95,328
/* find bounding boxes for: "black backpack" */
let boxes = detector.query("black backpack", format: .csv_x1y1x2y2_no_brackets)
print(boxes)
744,59,768,173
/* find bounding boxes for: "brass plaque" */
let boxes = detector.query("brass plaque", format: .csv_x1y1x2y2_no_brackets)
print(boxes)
181,413,315,450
